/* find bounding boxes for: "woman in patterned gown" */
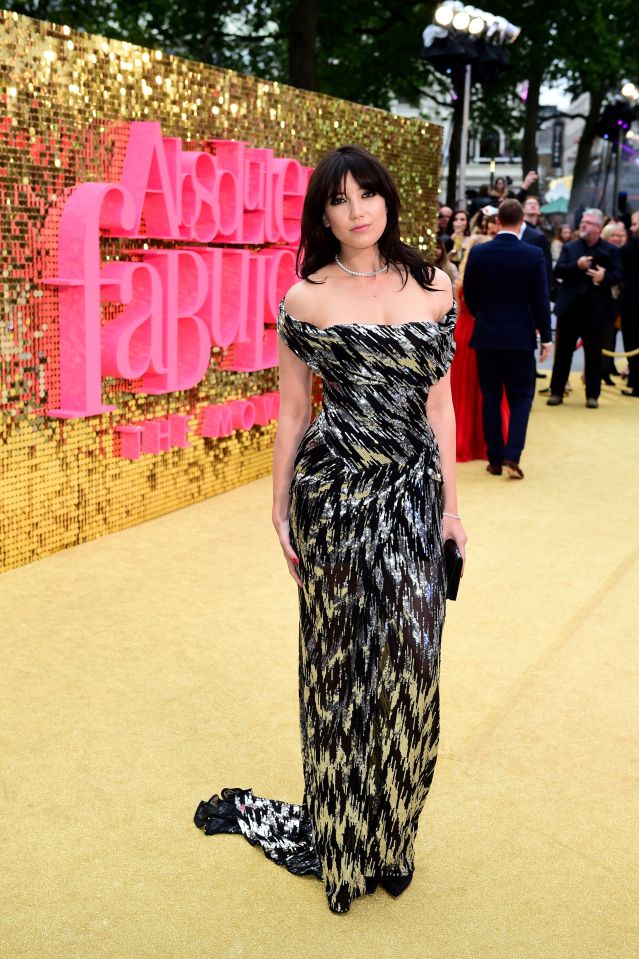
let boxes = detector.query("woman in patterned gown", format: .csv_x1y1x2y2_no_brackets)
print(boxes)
194,146,467,915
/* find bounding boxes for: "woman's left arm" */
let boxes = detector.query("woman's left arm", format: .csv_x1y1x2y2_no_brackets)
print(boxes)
427,369,468,568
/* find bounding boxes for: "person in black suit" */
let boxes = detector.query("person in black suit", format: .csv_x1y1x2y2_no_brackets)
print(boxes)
464,199,552,479
521,215,553,292
547,209,623,408
519,197,553,382
619,210,639,398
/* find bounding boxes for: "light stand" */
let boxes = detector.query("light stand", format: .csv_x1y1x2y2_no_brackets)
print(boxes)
423,2,520,206
595,86,638,215
459,62,472,202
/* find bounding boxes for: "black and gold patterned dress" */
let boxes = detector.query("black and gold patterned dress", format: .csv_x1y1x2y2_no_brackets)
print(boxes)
195,299,456,914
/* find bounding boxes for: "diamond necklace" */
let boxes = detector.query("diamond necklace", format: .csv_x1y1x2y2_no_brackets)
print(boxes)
334,255,389,277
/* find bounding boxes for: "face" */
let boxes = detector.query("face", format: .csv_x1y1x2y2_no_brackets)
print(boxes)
606,226,626,247
452,211,468,233
579,213,602,244
486,218,499,237
524,198,540,221
560,225,573,242
495,178,506,192
631,213,639,236
438,206,452,229
323,171,387,250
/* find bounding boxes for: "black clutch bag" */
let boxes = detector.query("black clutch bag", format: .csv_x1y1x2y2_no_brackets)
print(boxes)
444,538,463,601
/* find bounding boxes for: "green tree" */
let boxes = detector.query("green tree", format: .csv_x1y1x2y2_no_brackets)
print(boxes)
475,0,639,210
11,0,639,207
5,1,284,74
420,1,561,202
6,0,438,109
555,0,639,211
482,1,562,179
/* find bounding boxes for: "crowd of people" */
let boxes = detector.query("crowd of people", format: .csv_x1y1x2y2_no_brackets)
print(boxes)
437,177,639,468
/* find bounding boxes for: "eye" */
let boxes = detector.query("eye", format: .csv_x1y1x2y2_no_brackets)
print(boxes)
362,190,377,198
329,195,346,205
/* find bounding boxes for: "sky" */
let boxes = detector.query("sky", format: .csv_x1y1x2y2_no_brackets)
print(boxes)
540,81,572,112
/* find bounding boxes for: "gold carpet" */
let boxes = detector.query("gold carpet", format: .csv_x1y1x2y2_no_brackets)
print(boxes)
2,376,638,959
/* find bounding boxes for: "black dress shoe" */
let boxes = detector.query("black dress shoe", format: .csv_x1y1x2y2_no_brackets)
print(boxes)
601,374,615,386
503,460,524,479
486,463,502,475
380,872,413,897
622,388,639,397
535,371,547,379
365,876,379,894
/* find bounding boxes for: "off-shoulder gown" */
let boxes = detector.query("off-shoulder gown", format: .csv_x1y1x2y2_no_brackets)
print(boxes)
195,300,456,914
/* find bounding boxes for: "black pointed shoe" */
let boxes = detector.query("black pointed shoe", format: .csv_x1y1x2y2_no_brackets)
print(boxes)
503,460,524,479
380,871,413,897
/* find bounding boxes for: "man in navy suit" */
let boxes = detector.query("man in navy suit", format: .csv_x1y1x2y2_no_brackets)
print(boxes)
463,199,552,479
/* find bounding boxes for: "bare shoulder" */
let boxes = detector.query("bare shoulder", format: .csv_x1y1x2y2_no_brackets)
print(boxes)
283,279,309,312
428,267,454,319
431,266,452,295
283,273,330,323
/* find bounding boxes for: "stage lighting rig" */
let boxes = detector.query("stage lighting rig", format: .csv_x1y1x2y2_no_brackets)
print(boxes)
430,2,520,44
423,3,520,204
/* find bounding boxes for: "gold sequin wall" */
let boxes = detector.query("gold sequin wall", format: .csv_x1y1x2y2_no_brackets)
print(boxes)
0,10,442,573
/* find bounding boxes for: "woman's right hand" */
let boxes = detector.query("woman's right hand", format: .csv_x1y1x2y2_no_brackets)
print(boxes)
274,518,303,587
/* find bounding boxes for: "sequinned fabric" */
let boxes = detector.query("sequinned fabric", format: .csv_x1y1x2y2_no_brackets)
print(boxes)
195,299,456,914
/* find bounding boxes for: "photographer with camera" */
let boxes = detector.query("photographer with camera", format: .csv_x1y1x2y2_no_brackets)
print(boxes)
547,209,623,408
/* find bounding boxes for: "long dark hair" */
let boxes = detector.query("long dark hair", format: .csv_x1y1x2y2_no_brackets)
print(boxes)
296,144,437,291
446,208,470,236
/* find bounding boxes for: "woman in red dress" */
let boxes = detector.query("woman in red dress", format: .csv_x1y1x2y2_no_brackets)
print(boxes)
450,209,509,461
